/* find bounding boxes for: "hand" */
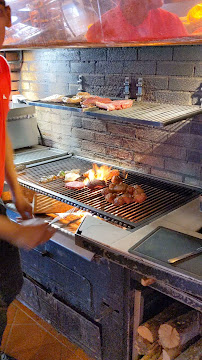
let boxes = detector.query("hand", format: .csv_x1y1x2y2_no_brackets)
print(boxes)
14,218,56,250
14,195,33,220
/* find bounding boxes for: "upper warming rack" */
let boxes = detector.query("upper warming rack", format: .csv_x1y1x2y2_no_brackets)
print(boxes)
29,100,202,127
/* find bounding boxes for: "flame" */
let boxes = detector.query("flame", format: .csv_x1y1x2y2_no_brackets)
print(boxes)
187,3,202,23
83,164,112,185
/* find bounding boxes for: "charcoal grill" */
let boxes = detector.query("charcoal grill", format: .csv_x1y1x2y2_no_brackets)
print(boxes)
18,156,200,229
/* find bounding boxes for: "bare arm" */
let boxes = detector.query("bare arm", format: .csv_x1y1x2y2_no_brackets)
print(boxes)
5,132,32,219
5,132,21,201
1,132,56,248
0,214,55,250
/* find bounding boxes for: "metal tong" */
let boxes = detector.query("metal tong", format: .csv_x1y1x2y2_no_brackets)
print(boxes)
168,246,202,264
47,208,82,227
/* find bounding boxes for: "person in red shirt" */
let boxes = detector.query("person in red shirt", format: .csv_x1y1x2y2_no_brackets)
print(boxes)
86,0,188,42
0,2,55,359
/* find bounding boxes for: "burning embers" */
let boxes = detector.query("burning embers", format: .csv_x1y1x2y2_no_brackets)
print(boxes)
39,164,147,207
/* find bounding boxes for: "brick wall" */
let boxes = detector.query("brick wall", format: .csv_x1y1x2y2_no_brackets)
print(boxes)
20,46,202,187
0,51,22,99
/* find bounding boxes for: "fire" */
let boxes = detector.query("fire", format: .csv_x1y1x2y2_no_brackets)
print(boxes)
187,3,202,23
83,164,112,185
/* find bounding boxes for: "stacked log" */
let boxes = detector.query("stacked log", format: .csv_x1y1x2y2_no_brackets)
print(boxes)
135,303,201,360
158,310,201,349
135,334,153,355
137,302,187,343
175,337,202,360
140,343,162,360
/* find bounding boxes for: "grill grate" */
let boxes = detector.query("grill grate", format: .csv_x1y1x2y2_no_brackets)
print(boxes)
29,100,202,127
18,156,200,229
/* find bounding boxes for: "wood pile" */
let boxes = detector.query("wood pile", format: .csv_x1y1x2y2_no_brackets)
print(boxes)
134,302,202,360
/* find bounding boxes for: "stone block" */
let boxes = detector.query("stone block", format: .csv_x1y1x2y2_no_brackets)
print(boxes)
80,48,107,61
95,133,122,147
151,168,183,182
157,62,194,76
187,150,202,164
194,63,202,77
108,122,136,137
71,62,95,74
143,76,168,91
55,48,80,61
82,118,107,132
153,143,187,160
72,128,95,141
96,61,123,74
173,45,202,61
107,48,137,61
106,147,133,161
154,90,191,105
138,47,172,61
82,140,106,154
165,158,201,177
122,139,153,154
134,154,164,168
123,61,156,75
168,77,202,92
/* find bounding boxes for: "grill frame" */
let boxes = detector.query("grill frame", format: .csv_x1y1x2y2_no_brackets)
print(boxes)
18,156,200,230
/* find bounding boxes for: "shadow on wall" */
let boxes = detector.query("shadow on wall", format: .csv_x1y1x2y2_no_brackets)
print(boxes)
191,83,202,105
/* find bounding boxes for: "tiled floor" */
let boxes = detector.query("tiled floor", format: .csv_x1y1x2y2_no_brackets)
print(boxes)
1,300,94,360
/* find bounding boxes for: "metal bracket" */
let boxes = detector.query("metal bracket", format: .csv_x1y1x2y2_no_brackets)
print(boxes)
77,75,83,92
136,78,143,102
124,77,130,99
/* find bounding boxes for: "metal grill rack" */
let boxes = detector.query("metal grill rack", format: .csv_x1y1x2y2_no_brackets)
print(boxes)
18,156,200,229
29,100,202,127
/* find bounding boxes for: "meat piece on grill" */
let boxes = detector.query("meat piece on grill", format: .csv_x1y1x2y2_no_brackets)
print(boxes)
81,96,111,108
126,185,135,195
111,175,122,184
113,183,128,193
105,193,117,203
65,181,85,190
86,179,106,190
134,193,147,203
96,101,116,111
113,194,134,206
121,193,134,204
76,92,91,100
113,99,133,109
96,99,133,111
134,185,145,194
113,195,127,206
101,188,111,196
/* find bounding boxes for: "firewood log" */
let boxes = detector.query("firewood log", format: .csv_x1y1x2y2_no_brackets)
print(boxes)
138,302,187,343
162,347,182,360
141,343,162,360
175,337,202,360
134,334,153,355
162,336,200,360
158,310,201,349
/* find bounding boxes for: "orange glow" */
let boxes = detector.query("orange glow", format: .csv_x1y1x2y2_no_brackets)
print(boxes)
83,164,112,184
187,3,202,23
